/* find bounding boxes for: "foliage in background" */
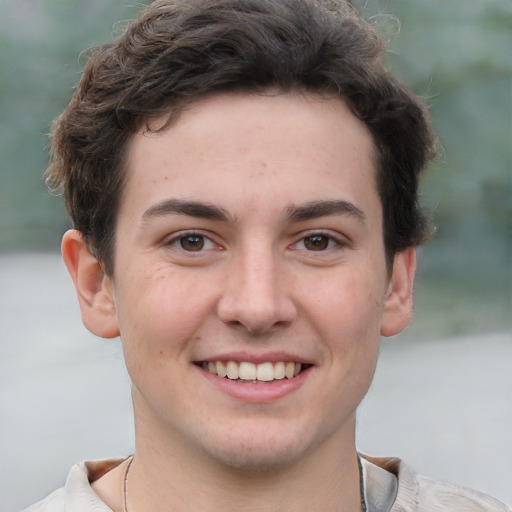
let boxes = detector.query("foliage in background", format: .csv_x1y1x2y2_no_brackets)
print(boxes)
0,0,150,250
1,0,510,337
349,0,512,337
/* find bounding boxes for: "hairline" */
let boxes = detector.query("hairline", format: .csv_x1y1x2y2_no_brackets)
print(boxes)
102,88,393,276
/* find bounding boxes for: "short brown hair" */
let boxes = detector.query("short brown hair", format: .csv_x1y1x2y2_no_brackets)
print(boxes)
47,0,437,275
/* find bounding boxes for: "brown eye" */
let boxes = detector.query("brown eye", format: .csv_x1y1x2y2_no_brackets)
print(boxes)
180,235,205,251
303,235,330,251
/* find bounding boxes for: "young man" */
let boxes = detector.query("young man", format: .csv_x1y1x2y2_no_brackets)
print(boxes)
25,0,509,511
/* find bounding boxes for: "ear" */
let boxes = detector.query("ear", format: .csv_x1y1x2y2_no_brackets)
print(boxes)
61,229,120,339
380,247,417,337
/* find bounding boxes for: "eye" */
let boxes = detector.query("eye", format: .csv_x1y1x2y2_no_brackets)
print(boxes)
179,234,206,251
166,232,219,252
300,233,339,251
302,234,332,251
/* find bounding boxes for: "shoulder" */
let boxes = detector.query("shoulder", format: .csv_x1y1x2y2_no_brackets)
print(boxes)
18,457,127,512
19,488,66,512
362,454,511,512
413,473,511,512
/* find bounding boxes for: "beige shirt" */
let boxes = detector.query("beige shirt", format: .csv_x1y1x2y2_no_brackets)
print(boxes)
22,455,511,512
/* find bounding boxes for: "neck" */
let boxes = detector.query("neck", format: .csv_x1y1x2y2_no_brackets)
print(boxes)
126,413,362,512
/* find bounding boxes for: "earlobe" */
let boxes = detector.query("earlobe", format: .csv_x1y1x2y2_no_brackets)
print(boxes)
380,247,417,337
61,229,120,339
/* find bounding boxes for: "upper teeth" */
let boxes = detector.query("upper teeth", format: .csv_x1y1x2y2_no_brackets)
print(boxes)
202,361,302,381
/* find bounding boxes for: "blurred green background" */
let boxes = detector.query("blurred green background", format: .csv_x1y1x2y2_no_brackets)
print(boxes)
1,0,510,339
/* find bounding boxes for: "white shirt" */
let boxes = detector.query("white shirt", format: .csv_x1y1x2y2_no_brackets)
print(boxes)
22,455,511,512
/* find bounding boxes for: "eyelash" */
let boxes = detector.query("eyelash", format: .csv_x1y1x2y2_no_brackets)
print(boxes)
292,231,348,253
165,231,221,253
165,230,347,254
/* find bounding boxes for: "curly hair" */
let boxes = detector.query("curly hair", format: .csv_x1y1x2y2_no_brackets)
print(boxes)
47,0,437,274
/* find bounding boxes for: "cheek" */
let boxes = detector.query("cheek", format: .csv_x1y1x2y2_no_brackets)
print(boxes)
309,268,385,338
116,263,227,371
307,268,384,384
115,266,218,357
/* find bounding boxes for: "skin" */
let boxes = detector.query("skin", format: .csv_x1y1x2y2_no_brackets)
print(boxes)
62,92,416,512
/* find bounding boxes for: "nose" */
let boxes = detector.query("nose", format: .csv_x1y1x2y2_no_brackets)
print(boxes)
217,245,297,335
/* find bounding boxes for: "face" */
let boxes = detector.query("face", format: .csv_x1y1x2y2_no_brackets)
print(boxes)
67,92,415,472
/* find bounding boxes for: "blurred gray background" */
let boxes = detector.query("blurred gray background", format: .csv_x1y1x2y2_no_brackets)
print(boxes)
1,0,511,510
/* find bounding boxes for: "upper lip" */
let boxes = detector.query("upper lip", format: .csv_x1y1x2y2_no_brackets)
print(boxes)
193,351,315,365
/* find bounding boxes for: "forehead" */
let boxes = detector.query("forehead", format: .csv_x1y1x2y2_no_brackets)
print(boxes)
121,92,379,221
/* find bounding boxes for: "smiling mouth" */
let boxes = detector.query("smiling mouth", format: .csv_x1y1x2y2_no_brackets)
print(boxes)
196,361,310,383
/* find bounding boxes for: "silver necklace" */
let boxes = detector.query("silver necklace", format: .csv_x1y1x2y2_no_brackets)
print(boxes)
122,455,367,512
122,456,134,512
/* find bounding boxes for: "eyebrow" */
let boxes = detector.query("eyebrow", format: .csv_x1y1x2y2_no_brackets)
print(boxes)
141,199,231,223
286,200,366,223
141,198,365,225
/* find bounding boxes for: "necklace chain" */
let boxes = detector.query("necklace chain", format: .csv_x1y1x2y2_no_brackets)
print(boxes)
122,455,367,512
123,456,134,512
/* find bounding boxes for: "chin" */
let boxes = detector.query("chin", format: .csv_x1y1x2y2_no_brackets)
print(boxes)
200,424,328,474
208,445,304,473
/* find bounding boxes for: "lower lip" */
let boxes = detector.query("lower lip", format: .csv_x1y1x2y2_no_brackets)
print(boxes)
196,365,312,403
